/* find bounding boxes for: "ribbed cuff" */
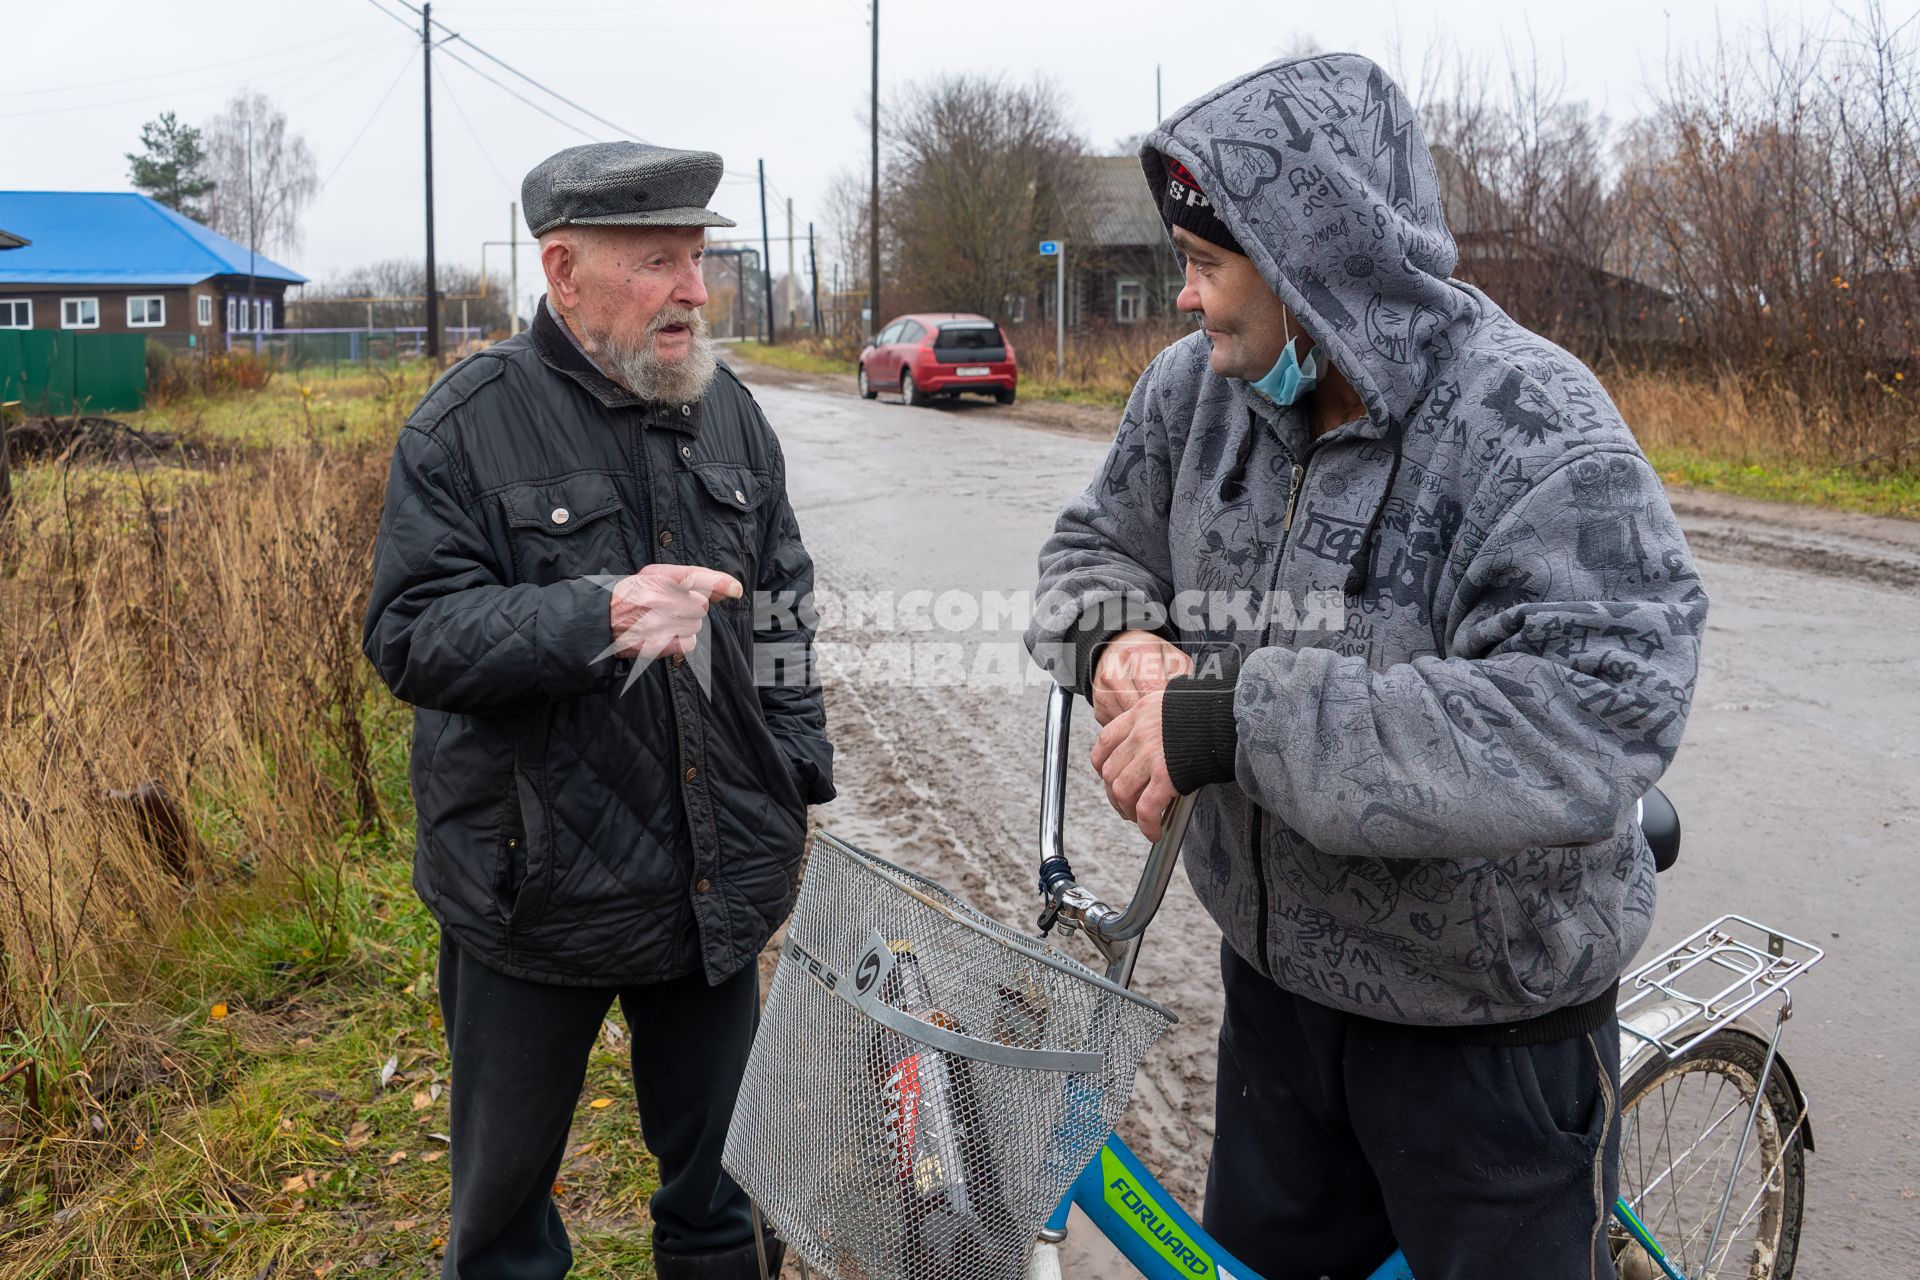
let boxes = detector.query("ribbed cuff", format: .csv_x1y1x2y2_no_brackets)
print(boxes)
1063,598,1167,698
1162,672,1240,793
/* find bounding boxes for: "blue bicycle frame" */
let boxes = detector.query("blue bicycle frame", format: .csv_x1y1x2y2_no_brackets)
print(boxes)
1046,1133,1413,1280
1045,1132,1682,1280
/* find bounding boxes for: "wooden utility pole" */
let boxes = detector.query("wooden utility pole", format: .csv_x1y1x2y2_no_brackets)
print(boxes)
808,221,820,332
869,0,880,337
758,160,774,344
423,1,441,360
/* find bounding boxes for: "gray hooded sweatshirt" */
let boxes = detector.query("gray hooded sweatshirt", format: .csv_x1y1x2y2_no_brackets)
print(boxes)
1026,54,1708,1032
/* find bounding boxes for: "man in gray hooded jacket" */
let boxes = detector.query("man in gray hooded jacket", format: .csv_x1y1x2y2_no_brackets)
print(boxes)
1027,55,1706,1279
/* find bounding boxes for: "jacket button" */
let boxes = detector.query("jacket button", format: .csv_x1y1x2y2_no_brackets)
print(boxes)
681,404,692,416
695,877,712,894
681,444,692,459
551,507,570,525
684,766,698,782
658,529,674,546
733,489,746,504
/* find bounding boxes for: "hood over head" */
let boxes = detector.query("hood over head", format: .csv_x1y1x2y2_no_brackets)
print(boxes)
1142,54,1472,435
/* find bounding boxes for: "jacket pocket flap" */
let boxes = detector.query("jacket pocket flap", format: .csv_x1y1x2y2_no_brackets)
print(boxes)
501,474,624,535
691,462,768,512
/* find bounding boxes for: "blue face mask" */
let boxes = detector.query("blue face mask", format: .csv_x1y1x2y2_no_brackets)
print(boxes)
1251,335,1325,406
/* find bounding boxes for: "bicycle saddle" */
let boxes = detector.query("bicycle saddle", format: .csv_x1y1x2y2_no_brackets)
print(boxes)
1637,786,1681,873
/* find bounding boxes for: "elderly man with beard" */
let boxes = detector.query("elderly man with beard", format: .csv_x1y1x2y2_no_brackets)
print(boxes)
363,141,832,1280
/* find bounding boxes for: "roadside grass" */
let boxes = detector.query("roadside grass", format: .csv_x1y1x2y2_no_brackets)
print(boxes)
0,715,665,1278
730,340,853,377
728,336,1918,519
131,360,438,448
0,368,663,1277
1643,448,1920,519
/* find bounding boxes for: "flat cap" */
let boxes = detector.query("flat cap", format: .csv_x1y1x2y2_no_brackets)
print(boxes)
522,141,737,237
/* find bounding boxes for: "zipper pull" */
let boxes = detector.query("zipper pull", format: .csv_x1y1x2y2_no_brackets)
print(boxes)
1282,464,1306,532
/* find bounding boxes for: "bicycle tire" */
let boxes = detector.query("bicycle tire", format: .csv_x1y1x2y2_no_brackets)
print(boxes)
1613,1029,1808,1280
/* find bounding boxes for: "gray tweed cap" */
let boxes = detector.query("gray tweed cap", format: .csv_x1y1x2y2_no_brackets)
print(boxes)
522,141,737,236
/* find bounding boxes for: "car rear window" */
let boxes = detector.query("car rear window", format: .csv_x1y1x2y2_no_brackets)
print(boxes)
936,324,1004,350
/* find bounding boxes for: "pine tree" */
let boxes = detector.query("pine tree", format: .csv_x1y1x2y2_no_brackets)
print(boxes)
127,112,215,222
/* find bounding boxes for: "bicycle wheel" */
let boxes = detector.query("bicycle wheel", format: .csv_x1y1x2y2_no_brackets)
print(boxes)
1612,1029,1808,1280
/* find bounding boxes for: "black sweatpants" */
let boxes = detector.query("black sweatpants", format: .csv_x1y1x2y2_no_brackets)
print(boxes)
1203,941,1620,1280
436,930,762,1280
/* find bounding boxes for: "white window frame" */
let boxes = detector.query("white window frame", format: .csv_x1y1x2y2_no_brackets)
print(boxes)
127,295,165,328
226,297,238,331
262,300,273,332
61,297,100,330
1115,279,1145,324
250,298,262,332
0,299,30,329
197,294,212,327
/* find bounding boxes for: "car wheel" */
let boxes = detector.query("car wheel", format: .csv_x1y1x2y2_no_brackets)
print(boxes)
858,365,876,399
901,369,926,408
994,387,1017,406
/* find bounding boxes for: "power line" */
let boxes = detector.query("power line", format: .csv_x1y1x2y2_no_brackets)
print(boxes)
321,46,419,190
436,45,600,142
0,26,387,101
0,31,390,120
433,61,512,190
376,0,650,142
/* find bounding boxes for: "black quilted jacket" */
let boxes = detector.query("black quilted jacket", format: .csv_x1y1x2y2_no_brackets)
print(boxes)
362,303,834,987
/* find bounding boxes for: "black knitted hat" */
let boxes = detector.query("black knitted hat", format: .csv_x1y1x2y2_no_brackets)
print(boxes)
1155,153,1243,255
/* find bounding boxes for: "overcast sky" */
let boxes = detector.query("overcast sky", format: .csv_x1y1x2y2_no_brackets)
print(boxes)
3,0,1892,320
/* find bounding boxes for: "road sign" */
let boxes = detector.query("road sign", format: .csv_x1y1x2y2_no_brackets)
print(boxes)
1038,240,1060,256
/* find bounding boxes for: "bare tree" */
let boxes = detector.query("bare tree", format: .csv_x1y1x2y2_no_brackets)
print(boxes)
882,74,1087,318
203,90,317,259
291,260,512,334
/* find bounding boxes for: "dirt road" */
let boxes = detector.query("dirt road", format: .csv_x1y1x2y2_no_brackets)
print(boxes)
737,359,1920,1274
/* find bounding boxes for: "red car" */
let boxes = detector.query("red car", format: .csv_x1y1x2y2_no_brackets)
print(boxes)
858,313,1017,407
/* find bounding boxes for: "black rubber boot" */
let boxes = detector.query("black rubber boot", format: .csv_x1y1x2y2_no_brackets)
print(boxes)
653,1236,785,1280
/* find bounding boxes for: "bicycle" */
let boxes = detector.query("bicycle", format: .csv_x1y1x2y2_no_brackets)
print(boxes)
724,683,1823,1280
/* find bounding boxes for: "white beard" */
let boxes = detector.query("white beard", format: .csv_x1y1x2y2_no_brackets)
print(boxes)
591,306,718,405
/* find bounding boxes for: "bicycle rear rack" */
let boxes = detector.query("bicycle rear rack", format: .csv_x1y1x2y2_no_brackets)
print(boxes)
1618,913,1825,1057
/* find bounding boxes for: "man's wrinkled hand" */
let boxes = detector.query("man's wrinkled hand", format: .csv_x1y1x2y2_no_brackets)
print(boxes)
607,564,742,660
1091,630,1192,725
1091,689,1179,842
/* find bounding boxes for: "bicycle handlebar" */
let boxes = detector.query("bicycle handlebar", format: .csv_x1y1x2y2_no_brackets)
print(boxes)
1037,683,1196,982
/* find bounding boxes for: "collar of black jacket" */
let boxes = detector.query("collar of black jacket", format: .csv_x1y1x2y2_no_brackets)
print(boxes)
531,294,702,434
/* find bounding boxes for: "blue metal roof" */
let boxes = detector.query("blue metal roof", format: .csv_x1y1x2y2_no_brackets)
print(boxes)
0,192,307,286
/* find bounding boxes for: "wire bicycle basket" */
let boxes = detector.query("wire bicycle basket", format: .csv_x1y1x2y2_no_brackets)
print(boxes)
723,832,1176,1280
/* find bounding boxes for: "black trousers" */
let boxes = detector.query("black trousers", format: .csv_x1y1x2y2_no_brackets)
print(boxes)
436,930,764,1280
1203,941,1620,1280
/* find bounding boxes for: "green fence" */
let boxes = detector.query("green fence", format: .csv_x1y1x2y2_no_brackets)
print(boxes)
0,330,146,415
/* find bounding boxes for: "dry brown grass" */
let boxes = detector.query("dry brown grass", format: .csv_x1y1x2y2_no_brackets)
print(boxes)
0,425,394,1147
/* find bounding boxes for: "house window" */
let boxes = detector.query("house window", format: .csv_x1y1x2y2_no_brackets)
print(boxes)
262,300,274,332
61,297,99,329
227,297,238,331
127,295,165,328
197,295,212,327
1116,280,1144,324
0,299,29,329
250,299,262,331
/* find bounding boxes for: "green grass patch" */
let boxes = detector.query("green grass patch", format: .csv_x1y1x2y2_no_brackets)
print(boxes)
1018,378,1130,410
127,361,436,449
0,711,664,1278
1646,447,1920,520
729,340,855,377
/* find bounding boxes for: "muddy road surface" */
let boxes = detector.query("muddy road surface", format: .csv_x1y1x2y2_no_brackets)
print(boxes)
738,361,1920,1275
